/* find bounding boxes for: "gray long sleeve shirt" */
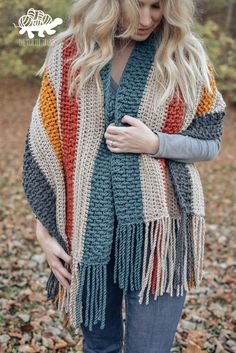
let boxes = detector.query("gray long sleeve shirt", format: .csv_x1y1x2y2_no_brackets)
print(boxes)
111,76,221,163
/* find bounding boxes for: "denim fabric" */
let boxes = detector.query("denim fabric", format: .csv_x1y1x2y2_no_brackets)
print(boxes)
123,287,186,353
80,218,187,353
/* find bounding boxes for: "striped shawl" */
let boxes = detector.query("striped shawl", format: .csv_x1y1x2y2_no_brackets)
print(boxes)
22,32,226,332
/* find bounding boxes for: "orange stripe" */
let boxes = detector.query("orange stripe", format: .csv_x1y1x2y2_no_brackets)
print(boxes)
60,37,79,251
188,254,195,290
196,64,217,116
162,89,185,134
53,285,65,305
39,69,63,166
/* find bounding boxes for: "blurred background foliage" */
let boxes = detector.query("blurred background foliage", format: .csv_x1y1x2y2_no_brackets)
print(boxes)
0,0,70,80
0,0,236,104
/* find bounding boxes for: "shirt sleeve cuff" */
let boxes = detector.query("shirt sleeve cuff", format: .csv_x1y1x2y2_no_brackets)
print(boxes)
148,131,166,158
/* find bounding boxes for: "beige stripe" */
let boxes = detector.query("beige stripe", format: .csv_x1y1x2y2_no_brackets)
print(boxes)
48,42,63,94
137,64,169,132
186,164,205,286
186,164,205,216
192,214,205,285
139,155,170,221
71,75,104,261
69,76,105,327
29,100,67,245
180,80,203,130
30,100,57,190
212,90,226,113
137,67,169,221
47,42,64,142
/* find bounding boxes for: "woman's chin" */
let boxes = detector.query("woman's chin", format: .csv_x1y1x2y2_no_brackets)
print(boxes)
131,31,153,41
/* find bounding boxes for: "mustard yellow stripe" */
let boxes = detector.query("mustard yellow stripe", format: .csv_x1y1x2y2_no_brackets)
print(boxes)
196,64,217,116
188,254,195,290
39,68,63,165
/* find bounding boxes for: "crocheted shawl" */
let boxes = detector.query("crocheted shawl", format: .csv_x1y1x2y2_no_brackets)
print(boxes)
22,31,226,332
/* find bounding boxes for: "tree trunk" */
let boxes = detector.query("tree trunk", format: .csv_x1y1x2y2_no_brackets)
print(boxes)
226,0,235,33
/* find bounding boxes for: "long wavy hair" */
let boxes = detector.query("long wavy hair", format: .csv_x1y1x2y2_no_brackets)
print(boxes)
38,0,213,110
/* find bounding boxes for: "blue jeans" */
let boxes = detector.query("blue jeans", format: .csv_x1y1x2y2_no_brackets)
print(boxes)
81,229,187,353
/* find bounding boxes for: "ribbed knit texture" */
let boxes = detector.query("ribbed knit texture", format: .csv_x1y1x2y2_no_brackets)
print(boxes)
22,30,226,332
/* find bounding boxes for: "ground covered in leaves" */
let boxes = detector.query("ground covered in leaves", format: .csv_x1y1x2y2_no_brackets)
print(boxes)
0,77,235,353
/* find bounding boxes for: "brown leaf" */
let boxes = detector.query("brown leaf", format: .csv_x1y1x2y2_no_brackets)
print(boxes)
18,345,35,353
54,341,68,350
20,324,34,332
42,337,54,349
182,341,201,353
8,328,22,339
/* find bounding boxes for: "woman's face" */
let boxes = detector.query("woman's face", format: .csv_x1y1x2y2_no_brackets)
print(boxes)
119,0,163,41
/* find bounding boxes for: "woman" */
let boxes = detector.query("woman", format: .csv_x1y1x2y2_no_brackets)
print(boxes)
22,0,226,352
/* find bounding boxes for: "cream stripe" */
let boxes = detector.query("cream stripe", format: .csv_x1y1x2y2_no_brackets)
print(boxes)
137,66,170,221
69,75,105,326
139,155,170,221
29,100,58,190
180,80,203,130
186,164,205,216
47,42,64,142
186,164,205,287
212,90,227,113
48,42,63,96
137,64,169,132
71,75,105,262
29,101,67,245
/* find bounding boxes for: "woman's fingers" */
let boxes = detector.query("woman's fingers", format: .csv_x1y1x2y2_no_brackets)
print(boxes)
49,255,71,284
52,268,70,289
59,250,72,264
35,228,72,289
53,240,72,264
57,262,72,281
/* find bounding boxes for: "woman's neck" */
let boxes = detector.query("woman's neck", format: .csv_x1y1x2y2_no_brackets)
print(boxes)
114,37,136,53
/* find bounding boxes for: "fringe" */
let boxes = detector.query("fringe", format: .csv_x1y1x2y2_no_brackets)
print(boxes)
138,215,205,305
192,213,206,285
114,222,144,292
45,214,205,332
68,258,108,332
46,270,59,301
47,258,108,332
46,263,71,328
56,262,71,314
69,256,79,330
139,217,173,304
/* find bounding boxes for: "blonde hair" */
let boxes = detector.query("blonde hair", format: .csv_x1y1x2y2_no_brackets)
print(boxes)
38,0,213,110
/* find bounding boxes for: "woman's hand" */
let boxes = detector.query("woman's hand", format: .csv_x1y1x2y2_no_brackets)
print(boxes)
104,115,160,154
36,220,72,289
